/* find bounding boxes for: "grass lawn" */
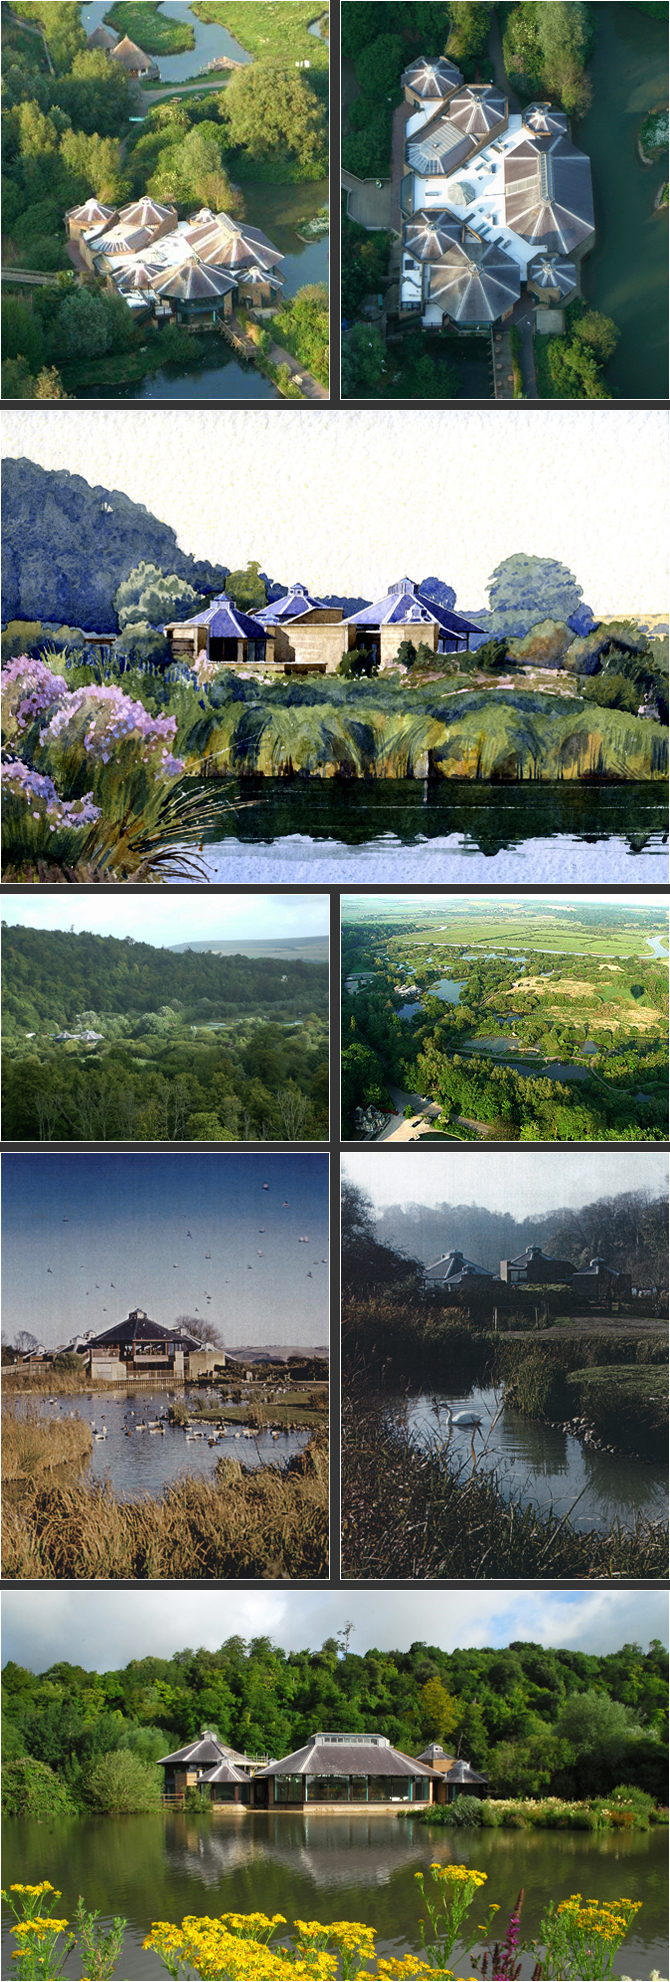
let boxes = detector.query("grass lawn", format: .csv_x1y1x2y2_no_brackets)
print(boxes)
191,1,329,68
566,1364,668,1456
396,916,663,959
106,2,194,52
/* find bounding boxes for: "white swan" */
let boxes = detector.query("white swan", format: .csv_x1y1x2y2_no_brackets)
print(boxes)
443,1404,483,1431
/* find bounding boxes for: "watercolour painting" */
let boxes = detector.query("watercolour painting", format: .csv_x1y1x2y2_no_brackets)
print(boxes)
1,0,329,404
340,1144,669,1583
1,1147,329,1581
1,404,668,884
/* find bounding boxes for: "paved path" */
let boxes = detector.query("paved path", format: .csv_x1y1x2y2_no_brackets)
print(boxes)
516,308,538,397
1,267,57,286
377,1082,441,1142
341,170,391,230
487,9,521,110
390,100,412,235
227,313,327,400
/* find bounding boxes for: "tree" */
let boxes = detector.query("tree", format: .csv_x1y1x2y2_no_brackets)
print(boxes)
2,1757,77,1817
1,294,45,372
420,577,456,611
482,555,583,639
17,100,60,159
86,1749,161,1813
221,67,327,173
174,1314,224,1349
474,637,510,673
575,311,620,365
419,1676,461,1742
149,124,241,212
113,562,206,631
338,646,380,679
225,561,267,613
14,1331,40,1354
341,322,387,397
446,3,493,70
33,366,69,399
59,129,129,205
55,286,111,359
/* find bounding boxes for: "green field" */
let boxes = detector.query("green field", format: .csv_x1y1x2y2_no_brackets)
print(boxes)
346,906,668,962
191,2,329,68
106,2,194,52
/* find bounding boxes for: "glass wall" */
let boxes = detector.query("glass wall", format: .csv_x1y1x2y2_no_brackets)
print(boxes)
275,1774,304,1805
305,1775,350,1801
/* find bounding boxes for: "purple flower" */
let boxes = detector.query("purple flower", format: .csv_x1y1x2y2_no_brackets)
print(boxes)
1,656,68,737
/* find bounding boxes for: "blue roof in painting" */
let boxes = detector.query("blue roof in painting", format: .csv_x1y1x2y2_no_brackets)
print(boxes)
256,583,330,624
170,593,267,639
345,578,484,635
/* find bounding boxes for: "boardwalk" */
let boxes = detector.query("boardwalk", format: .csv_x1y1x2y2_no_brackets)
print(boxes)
341,169,391,230
224,313,328,400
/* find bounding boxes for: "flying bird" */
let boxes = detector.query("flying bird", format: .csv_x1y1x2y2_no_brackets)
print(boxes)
111,1283,115,1288
47,1267,52,1273
205,1252,211,1259
259,1228,264,1233
187,1231,193,1239
307,1272,313,1278
63,1217,68,1223
282,1202,289,1207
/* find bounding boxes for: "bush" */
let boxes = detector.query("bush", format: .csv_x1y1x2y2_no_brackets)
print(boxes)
2,1757,77,1818
86,1748,161,1813
52,1353,85,1374
581,673,642,715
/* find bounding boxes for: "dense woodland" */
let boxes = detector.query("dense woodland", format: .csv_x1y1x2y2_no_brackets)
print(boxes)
344,1186,669,1297
2,926,329,1141
2,1635,668,1815
342,915,669,1142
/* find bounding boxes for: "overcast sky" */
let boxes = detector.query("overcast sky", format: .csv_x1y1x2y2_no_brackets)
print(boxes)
343,1150,668,1219
2,1152,329,1350
3,407,666,610
1,894,328,944
2,1588,666,1675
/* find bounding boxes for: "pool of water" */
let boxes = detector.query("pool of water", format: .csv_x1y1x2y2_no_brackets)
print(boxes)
186,780,668,884
577,3,668,399
80,1,251,77
2,1813,667,1980
396,1384,668,1535
427,977,466,1004
39,1389,308,1498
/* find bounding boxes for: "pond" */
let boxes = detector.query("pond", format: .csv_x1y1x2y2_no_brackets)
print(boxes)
80,1,251,78
577,2,668,399
394,1384,669,1536
1,1812,667,1980
187,780,668,883
426,977,466,1004
33,1389,308,1499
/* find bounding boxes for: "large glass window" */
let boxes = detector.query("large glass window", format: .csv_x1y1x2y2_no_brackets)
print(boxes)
306,1776,350,1802
367,1777,410,1803
275,1775,304,1805
413,1778,431,1801
350,1777,368,1801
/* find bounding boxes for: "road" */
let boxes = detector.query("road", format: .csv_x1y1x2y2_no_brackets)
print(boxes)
376,1082,442,1142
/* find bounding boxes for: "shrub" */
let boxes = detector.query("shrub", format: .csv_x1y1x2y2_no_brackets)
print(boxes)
2,1757,77,1818
86,1749,161,1813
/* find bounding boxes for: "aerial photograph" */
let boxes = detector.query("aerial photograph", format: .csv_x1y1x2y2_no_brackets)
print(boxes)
1,404,667,885
341,1146,668,1583
1,1585,668,1981
341,0,668,402
2,0,328,402
2,1585,667,1981
1,892,329,1143
1,1148,329,1580
341,893,669,1144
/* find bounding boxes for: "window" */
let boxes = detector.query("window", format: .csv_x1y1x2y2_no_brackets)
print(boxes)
413,1778,431,1801
275,1775,304,1805
367,1777,409,1803
305,1776,349,1802
350,1777,368,1801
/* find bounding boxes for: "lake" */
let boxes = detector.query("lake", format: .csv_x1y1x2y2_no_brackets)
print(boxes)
578,2,669,400
33,1389,309,1498
2,1812,667,1980
187,779,668,883
395,1384,669,1536
80,1,252,77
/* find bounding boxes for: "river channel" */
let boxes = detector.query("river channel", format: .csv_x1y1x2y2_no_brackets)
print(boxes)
186,779,668,883
79,3,328,400
392,1383,668,1536
2,1812,667,1979
37,1389,309,1498
577,3,668,400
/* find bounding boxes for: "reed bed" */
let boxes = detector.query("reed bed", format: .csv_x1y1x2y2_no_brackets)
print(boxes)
2,1363,89,1395
2,1432,328,1580
1,1399,92,1481
341,1400,667,1581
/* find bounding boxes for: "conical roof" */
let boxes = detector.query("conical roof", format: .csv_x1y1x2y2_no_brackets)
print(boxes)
169,593,266,640
402,55,462,101
118,198,176,230
200,1759,252,1784
151,260,235,302
446,84,507,140
407,114,474,177
110,33,157,72
158,1733,250,1770
66,198,117,229
87,24,117,50
527,252,576,298
404,210,462,261
182,211,284,274
347,579,483,636
428,227,520,323
524,102,568,137
503,131,594,254
256,584,331,623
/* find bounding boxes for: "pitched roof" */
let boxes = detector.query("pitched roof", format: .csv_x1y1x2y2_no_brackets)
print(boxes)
407,113,474,177
444,1758,488,1784
109,33,158,72
88,1310,200,1350
523,102,569,138
427,226,521,323
527,252,577,298
255,1734,440,1779
118,199,176,230
346,579,484,636
503,131,594,254
402,55,463,100
168,594,267,641
150,260,235,303
404,210,462,261
200,1759,252,1784
507,1245,574,1272
158,1733,250,1769
66,198,117,228
256,584,332,624
446,84,507,141
87,24,118,50
425,1249,492,1281
182,211,284,275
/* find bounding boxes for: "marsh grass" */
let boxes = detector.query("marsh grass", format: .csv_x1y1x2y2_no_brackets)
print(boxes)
2,1431,328,1580
2,1363,89,1395
1,1398,92,1481
341,1396,667,1581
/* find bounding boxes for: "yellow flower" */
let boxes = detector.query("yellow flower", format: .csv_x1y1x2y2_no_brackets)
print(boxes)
13,1919,69,1936
6,1884,59,1898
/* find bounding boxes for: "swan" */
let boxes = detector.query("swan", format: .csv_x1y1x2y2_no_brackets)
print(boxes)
443,1404,483,1431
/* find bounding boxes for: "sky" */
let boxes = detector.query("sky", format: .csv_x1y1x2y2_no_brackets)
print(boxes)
3,407,666,611
1,1152,329,1351
341,892,669,924
343,1150,669,1219
1,893,328,944
2,1588,667,1675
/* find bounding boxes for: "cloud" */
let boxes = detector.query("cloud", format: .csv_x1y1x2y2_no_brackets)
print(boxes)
2,1588,667,1675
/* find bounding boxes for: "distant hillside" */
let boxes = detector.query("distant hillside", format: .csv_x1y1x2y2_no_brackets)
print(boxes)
228,1344,329,1362
1,459,231,631
169,937,329,961
374,1191,668,1282
1,924,328,1030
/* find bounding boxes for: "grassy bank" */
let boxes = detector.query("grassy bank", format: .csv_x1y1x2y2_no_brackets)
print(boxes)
414,1793,668,1831
2,1362,89,1396
191,2,329,70
106,2,194,52
2,1431,328,1579
2,1401,92,1481
564,1364,668,1456
341,1401,667,1581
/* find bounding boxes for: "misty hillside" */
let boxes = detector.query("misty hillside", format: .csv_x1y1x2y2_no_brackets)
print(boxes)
374,1192,668,1280
168,938,328,961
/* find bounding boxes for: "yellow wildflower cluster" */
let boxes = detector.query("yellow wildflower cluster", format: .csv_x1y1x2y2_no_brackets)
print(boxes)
13,1919,70,1937
557,1895,642,1943
144,1917,338,1981
429,1865,488,1890
5,1885,61,1899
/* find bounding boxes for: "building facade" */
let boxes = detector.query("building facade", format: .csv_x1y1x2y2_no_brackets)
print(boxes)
85,1310,222,1382
345,578,484,667
165,595,272,669
256,585,345,674
64,204,283,327
251,1733,440,1809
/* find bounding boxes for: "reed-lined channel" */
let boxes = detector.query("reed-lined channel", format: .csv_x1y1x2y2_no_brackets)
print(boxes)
30,1390,309,1498
1,1812,667,1980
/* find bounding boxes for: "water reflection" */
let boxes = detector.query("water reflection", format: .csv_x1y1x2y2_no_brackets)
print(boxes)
397,1385,668,1532
40,1389,308,1499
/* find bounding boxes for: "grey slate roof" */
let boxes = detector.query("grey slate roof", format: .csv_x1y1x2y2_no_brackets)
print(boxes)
200,1759,252,1784
427,226,520,323
508,1245,573,1272
66,198,117,228
503,132,595,254
444,1758,488,1785
446,85,507,141
256,584,332,624
346,578,483,637
527,252,577,298
183,211,284,277
404,210,462,262
255,1734,440,1779
118,199,175,230
425,1250,492,1284
402,55,463,101
523,102,569,138
88,1310,200,1351
158,1733,250,1769
151,260,235,304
